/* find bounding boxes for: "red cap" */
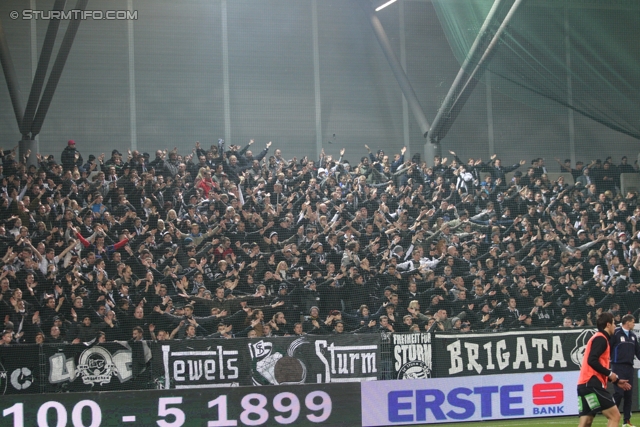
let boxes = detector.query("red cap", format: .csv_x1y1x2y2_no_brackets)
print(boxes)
68,140,75,146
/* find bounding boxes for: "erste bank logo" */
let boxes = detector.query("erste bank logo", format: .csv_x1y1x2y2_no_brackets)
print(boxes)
532,374,564,414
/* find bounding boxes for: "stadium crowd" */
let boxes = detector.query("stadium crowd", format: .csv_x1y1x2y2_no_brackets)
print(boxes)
0,138,639,345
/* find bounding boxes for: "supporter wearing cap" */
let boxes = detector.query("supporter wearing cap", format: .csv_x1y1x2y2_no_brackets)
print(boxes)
300,280,321,318
133,151,151,175
108,148,122,160
302,306,322,333
40,296,64,332
61,139,83,171
617,231,630,246
81,154,98,174
273,216,294,240
262,225,297,253
317,167,328,178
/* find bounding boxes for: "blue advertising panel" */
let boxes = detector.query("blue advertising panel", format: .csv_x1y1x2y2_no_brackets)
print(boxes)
361,371,579,426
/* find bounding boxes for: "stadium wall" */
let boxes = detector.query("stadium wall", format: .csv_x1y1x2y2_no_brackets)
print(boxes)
0,0,636,166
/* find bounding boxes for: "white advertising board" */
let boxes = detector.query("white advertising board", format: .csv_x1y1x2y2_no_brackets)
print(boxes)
361,371,580,426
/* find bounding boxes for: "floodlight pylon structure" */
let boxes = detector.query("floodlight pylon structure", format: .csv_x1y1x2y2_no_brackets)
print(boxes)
0,0,87,166
360,0,524,165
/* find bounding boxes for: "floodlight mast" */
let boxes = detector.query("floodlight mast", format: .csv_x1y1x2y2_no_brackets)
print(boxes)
22,0,68,137
0,0,86,167
427,0,524,146
359,0,431,138
31,0,89,138
0,18,24,135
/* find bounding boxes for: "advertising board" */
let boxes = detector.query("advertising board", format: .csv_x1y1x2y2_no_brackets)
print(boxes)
361,371,579,426
0,383,361,427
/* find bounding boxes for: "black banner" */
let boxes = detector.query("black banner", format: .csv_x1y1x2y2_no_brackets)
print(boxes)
151,339,245,389
0,345,41,395
150,334,381,389
247,334,380,385
0,334,381,394
42,341,150,392
431,328,594,378
392,332,432,379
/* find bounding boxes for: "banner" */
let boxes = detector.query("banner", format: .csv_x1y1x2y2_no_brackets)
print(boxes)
0,345,41,395
431,328,594,378
150,334,381,389
42,341,150,393
151,339,245,389
361,371,580,426
392,332,432,380
247,334,380,385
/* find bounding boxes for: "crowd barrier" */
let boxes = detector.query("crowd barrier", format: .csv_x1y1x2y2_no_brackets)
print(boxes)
0,328,604,392
0,334,380,394
3,370,637,426
1,328,638,426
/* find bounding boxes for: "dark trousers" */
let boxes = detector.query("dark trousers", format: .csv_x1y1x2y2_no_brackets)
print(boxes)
612,363,634,422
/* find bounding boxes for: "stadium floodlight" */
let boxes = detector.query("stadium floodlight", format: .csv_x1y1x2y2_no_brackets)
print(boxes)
374,0,398,12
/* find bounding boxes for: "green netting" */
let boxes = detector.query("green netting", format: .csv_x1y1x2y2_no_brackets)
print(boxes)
432,0,640,139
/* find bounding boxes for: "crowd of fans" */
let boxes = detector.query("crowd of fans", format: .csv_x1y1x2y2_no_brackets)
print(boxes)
0,137,639,346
